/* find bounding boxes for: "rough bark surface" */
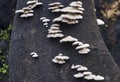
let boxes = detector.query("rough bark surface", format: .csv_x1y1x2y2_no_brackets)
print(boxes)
9,0,120,82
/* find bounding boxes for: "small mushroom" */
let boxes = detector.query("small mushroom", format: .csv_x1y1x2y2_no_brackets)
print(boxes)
71,64,82,69
76,44,90,49
72,41,83,46
47,24,64,38
52,53,70,64
84,75,95,80
74,73,84,78
30,52,39,58
94,75,105,81
48,2,64,13
53,1,84,24
77,66,88,71
97,19,105,25
60,36,78,43
40,17,50,28
83,71,92,76
78,48,90,54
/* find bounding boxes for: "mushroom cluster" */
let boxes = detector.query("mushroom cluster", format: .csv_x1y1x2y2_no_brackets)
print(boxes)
30,52,39,58
73,41,90,54
53,1,84,24
48,2,64,13
15,0,43,18
27,0,43,9
60,36,90,54
71,64,105,81
52,53,70,64
40,17,50,27
47,24,64,38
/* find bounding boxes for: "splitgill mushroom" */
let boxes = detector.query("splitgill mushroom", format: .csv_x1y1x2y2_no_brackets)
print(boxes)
71,64,105,81
15,7,34,18
48,2,64,13
53,1,84,24
15,0,43,18
60,36,90,54
27,0,43,9
60,36,78,43
47,24,64,38
96,19,105,26
40,17,50,27
52,53,70,64
30,52,39,58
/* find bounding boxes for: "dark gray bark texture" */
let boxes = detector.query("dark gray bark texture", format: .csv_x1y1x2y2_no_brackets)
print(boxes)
9,0,120,82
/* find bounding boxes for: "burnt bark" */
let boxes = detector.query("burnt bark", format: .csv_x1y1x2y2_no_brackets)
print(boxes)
9,0,120,82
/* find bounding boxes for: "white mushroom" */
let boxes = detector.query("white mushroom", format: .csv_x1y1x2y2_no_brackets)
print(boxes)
76,44,90,49
15,9,24,14
77,66,88,71
49,2,62,6
20,13,34,18
72,41,83,46
83,71,92,76
71,64,82,69
94,75,105,81
74,73,84,78
47,34,64,38
55,53,70,60
42,19,50,22
51,24,60,27
27,1,37,5
61,7,83,14
78,48,90,54
97,19,105,25
48,2,64,13
52,53,70,64
30,52,39,58
60,36,78,43
84,75,96,80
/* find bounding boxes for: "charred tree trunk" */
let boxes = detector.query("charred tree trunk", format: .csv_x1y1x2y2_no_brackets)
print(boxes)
9,0,120,82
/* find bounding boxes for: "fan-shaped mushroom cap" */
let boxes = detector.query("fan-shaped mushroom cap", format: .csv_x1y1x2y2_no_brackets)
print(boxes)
60,36,78,43
77,66,88,71
74,73,84,78
78,48,90,54
94,75,105,81
47,33,64,38
84,75,95,80
76,44,90,49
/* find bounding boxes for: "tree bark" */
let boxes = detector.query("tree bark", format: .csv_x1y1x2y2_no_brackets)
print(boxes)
9,0,120,82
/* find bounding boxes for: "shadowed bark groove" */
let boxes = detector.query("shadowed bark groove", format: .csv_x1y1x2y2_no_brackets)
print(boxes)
9,0,120,82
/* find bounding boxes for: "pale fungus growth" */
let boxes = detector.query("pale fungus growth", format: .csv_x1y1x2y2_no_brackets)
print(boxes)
76,44,90,49
48,2,64,13
30,52,39,58
40,17,50,28
60,36,90,54
15,0,43,18
84,74,96,80
78,48,90,54
15,6,34,18
47,24,64,38
53,1,84,24
96,19,105,25
60,36,78,43
52,53,70,64
74,73,84,78
94,75,105,81
71,64,105,81
83,71,92,76
77,66,88,71
72,41,83,46
27,0,43,9
71,64,82,69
